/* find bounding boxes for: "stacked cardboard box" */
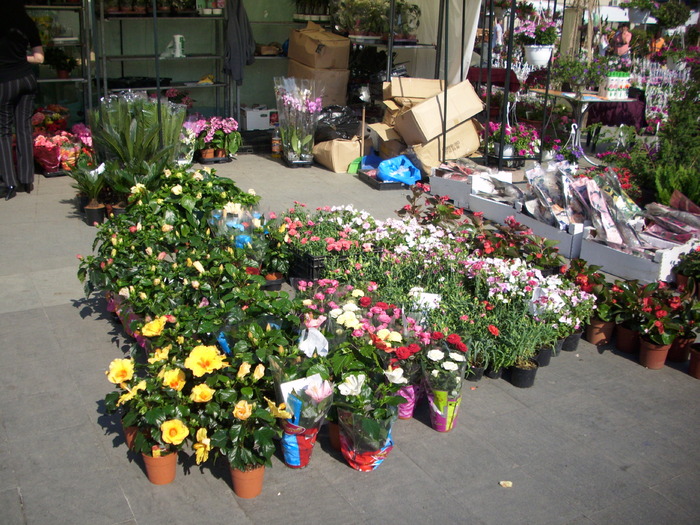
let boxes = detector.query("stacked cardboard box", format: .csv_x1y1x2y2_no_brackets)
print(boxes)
287,22,350,107
370,78,485,174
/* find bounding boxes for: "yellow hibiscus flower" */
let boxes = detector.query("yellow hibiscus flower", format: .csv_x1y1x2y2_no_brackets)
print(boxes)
190,383,215,403
116,380,146,406
264,397,293,419
193,428,211,465
184,345,228,377
106,358,134,384
237,362,251,378
232,399,254,420
162,368,186,391
147,345,170,364
142,316,167,337
160,419,189,446
252,363,265,381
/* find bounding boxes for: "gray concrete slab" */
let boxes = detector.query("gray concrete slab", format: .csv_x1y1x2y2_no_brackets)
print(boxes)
0,155,699,525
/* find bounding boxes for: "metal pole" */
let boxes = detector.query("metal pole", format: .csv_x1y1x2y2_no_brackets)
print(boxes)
151,0,163,147
498,0,519,171
460,0,467,81
435,0,446,78
441,0,449,162
386,0,396,81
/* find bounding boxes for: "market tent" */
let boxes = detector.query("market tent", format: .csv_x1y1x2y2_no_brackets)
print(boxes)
399,0,482,85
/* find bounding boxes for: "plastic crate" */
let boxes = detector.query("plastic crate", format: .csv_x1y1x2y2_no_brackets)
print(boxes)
289,250,348,281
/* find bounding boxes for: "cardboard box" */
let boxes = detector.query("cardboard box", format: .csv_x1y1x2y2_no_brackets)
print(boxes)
383,78,445,100
368,122,406,160
287,59,349,107
240,106,278,131
312,138,361,173
288,22,350,70
412,119,482,174
394,80,484,145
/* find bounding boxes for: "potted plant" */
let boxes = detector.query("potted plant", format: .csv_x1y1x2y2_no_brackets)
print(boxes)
273,77,323,165
666,289,700,362
673,245,700,292
43,47,79,79
70,162,106,225
394,1,420,41
484,121,540,158
190,116,242,161
565,259,615,345
620,0,658,24
551,53,609,95
637,282,684,369
513,18,558,67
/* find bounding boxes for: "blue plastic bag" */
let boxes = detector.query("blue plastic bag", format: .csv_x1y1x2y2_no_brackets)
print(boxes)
377,155,421,185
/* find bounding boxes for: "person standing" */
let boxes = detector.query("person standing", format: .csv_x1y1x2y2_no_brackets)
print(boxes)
612,23,632,59
648,31,665,58
491,17,504,55
0,0,44,200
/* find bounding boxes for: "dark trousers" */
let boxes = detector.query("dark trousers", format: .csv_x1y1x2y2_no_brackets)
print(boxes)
0,73,37,187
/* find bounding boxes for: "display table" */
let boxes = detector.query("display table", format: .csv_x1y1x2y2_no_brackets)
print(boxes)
531,89,638,165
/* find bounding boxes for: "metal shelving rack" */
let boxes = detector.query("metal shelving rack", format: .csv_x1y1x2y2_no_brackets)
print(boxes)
26,1,94,116
95,0,231,116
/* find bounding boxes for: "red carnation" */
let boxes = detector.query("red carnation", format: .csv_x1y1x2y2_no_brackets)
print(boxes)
488,324,500,336
455,342,468,352
359,296,372,308
431,331,444,340
395,346,411,360
407,343,421,355
446,333,462,345
375,301,389,310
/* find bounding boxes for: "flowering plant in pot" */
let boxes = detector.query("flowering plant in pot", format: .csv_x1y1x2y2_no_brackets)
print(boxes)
513,19,558,46
273,77,323,163
551,54,609,93
484,122,540,157
334,370,403,471
674,245,700,287
637,282,684,347
190,116,242,157
421,331,468,431
31,104,69,133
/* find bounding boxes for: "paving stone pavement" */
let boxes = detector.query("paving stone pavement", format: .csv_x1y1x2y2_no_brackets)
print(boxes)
0,154,698,525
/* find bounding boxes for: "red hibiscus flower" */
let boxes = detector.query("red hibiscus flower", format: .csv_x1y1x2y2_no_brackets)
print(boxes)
488,324,500,336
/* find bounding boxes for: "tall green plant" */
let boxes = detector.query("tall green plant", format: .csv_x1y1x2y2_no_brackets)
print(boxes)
89,96,186,175
654,164,700,206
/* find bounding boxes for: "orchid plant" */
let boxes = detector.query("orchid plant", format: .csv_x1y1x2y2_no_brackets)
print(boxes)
274,77,324,163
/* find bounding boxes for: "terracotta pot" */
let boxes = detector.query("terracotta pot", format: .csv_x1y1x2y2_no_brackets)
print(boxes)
639,339,671,370
142,452,177,485
200,148,215,159
214,148,227,158
230,465,265,499
688,344,700,379
667,336,694,363
586,317,615,346
615,324,640,354
327,421,341,451
122,423,137,450
675,273,689,290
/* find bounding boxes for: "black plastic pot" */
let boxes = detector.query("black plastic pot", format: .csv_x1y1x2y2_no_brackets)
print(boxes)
509,360,539,388
485,366,503,380
535,346,553,367
85,205,105,226
261,278,284,291
466,365,485,382
562,331,583,352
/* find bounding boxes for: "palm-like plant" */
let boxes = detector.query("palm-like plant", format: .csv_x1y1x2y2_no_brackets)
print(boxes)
70,162,105,207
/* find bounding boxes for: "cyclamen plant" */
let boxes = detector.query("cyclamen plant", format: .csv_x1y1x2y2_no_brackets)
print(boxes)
187,116,242,156
485,122,540,157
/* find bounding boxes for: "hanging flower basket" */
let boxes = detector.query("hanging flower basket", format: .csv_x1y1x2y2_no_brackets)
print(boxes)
524,45,554,67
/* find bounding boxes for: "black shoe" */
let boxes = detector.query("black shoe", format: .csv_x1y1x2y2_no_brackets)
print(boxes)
5,186,16,200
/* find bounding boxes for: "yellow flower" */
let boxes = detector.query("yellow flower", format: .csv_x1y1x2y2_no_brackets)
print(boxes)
184,345,228,377
252,363,265,381
116,380,146,406
162,224,174,232
160,419,189,446
264,397,293,419
177,336,185,345
193,428,211,464
171,184,183,195
192,260,205,274
148,346,170,364
106,358,134,384
142,316,167,337
190,383,215,403
162,368,186,391
233,399,254,420
237,362,251,378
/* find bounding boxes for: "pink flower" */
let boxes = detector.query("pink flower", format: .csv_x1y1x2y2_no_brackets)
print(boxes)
305,380,333,403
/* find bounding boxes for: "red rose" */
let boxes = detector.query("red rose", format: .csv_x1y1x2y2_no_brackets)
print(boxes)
359,296,372,308
446,333,462,345
488,324,500,337
455,342,468,352
375,301,389,310
395,346,411,360
431,331,444,340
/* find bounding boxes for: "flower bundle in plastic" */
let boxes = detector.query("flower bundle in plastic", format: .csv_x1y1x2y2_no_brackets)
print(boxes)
33,131,81,172
274,77,323,162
